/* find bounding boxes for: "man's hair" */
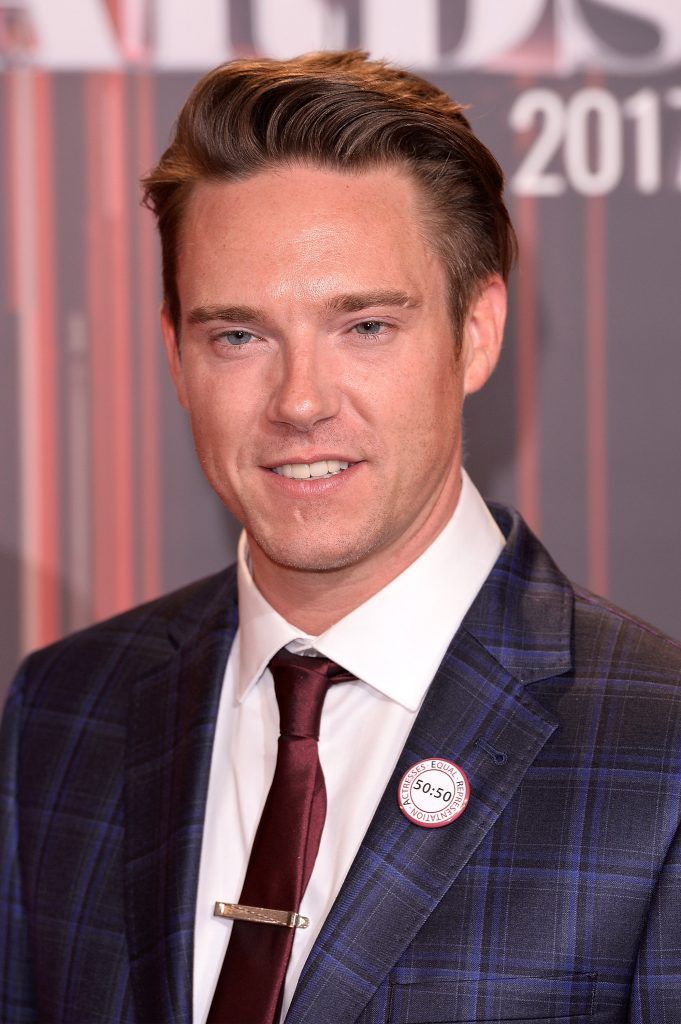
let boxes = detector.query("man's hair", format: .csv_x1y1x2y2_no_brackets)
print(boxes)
142,50,517,345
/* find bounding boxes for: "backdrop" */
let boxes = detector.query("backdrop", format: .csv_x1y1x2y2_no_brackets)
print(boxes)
2,1,681,702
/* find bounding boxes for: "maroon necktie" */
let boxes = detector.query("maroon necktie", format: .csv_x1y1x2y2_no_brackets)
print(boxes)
207,651,353,1024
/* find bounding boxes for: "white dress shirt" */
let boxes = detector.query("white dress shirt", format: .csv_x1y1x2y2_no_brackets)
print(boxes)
192,470,504,1023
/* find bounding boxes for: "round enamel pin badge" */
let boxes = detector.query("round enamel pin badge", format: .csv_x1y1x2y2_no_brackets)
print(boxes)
398,758,470,828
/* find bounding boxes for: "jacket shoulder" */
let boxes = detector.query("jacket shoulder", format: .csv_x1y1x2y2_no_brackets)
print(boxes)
480,502,681,691
13,567,236,714
571,583,681,686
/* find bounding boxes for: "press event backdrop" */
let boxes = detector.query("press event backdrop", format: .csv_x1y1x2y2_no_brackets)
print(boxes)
1,0,681,700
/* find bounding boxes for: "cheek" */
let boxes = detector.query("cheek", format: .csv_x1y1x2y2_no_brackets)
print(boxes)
184,381,244,459
397,357,462,433
415,376,463,468
372,374,462,483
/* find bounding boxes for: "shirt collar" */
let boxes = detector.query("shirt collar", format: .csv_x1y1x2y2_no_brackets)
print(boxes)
235,470,504,711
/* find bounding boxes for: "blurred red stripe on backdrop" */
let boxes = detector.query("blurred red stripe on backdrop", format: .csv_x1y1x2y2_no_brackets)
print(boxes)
86,72,135,621
7,69,60,654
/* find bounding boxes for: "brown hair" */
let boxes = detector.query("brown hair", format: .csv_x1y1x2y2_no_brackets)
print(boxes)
141,50,516,344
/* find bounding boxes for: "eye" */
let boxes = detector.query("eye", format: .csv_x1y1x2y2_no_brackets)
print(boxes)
352,320,386,336
216,329,255,346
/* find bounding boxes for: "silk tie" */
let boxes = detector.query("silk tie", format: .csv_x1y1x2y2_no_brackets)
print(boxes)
207,651,353,1024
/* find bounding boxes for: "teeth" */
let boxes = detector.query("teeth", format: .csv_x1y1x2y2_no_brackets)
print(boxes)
272,460,351,479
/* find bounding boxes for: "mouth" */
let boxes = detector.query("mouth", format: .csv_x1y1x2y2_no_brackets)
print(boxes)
270,459,353,480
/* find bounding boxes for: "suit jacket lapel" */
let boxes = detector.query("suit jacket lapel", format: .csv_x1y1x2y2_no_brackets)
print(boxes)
124,570,238,1024
287,506,573,1024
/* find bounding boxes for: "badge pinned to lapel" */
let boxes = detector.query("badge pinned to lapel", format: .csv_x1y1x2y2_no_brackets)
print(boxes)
398,758,470,828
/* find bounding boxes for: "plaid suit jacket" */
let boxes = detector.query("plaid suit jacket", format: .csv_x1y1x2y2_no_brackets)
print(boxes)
1,505,680,1024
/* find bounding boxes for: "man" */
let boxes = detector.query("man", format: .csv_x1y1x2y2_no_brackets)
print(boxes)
1,50,680,1024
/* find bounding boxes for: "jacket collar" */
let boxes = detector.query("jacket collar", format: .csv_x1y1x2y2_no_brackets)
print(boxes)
464,503,572,683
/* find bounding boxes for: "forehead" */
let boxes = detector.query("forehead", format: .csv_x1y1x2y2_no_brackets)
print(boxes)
176,164,446,307
181,162,425,239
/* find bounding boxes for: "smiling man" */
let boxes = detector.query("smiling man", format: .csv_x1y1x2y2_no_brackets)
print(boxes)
2,51,680,1024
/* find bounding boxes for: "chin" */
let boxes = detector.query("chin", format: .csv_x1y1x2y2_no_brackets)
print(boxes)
258,542,364,574
250,525,384,575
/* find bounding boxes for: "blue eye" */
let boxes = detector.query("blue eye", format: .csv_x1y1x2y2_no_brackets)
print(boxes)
353,320,385,335
218,330,254,346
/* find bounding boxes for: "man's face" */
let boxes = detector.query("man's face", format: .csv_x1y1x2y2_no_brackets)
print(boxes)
163,164,504,589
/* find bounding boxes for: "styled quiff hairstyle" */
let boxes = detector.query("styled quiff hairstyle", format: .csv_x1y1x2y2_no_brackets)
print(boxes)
142,50,516,345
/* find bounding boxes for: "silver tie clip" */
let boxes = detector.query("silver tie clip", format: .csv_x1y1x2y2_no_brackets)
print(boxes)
213,902,310,929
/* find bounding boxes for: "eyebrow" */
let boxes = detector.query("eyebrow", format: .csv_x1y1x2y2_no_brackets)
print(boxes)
186,290,420,326
325,290,420,314
187,304,263,326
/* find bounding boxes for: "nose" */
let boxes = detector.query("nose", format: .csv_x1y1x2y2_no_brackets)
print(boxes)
267,338,341,431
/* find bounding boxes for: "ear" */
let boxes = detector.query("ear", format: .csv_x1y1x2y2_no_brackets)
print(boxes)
461,275,507,396
160,303,190,410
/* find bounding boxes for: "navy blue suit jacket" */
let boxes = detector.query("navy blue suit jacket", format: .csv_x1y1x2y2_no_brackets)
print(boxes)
2,506,681,1023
